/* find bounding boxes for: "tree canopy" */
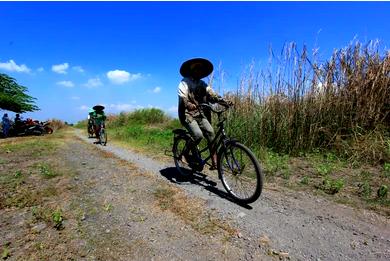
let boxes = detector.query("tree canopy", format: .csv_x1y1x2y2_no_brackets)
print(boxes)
0,73,39,113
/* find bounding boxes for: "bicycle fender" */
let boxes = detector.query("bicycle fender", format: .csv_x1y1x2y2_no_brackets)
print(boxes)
224,139,239,146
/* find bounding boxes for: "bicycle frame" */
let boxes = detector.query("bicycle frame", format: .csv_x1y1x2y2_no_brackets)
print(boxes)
186,104,232,168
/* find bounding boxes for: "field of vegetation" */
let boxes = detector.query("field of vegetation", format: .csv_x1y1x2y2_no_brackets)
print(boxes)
76,40,389,215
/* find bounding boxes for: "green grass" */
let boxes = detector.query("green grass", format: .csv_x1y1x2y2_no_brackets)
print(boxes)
101,109,181,154
318,177,344,195
383,163,390,178
110,124,173,154
0,170,26,189
259,150,290,176
36,163,58,178
75,107,390,213
1,139,57,158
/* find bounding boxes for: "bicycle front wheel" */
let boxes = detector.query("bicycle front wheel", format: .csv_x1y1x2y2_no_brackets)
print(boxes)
218,142,263,204
173,136,193,176
99,128,107,146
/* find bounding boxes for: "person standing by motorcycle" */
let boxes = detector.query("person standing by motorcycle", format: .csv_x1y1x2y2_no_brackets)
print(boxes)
14,113,22,125
177,58,230,170
13,113,24,132
1,113,11,137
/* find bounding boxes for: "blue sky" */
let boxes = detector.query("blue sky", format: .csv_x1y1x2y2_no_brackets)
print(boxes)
1,1,389,123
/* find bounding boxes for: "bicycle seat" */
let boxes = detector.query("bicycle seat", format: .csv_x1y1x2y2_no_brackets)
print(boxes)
172,129,188,135
173,128,192,140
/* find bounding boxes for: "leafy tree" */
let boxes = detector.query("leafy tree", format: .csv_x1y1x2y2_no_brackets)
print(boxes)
0,73,39,112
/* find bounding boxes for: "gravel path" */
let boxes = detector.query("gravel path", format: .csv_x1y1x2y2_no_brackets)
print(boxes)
75,130,390,261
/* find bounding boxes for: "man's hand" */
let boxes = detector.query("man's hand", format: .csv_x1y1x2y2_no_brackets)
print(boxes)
187,102,197,111
226,100,234,106
219,99,233,107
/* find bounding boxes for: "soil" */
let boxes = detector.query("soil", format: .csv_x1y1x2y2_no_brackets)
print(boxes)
1,130,389,260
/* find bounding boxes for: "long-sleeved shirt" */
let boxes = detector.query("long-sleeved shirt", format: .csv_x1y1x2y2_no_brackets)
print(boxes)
2,116,11,128
178,77,219,122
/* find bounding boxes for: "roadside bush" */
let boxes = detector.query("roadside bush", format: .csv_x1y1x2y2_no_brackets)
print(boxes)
377,185,388,199
319,177,344,194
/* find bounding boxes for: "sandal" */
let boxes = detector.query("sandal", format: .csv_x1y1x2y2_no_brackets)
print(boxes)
209,164,217,171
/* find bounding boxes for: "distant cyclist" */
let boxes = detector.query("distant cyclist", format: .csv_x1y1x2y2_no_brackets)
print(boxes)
177,58,230,170
92,105,106,143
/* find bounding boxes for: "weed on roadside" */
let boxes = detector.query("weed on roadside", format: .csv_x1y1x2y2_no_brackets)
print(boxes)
52,208,64,229
2,245,11,260
300,176,309,185
358,181,372,198
383,163,390,178
36,163,58,178
261,151,290,177
153,185,236,237
377,185,388,199
104,203,113,212
316,163,333,176
318,177,344,194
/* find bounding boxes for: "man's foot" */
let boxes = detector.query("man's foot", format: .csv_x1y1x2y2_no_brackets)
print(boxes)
209,164,217,171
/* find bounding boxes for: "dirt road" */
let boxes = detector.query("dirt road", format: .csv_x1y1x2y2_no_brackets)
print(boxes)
1,130,389,260
76,130,390,261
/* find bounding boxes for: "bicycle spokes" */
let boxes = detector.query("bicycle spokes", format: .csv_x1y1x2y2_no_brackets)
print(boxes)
219,143,261,202
173,137,193,176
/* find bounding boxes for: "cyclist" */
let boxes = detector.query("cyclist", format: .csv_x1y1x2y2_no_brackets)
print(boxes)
177,58,229,170
92,105,106,143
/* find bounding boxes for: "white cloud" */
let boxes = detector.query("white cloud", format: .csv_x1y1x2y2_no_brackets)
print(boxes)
107,103,144,112
168,106,178,113
150,86,161,94
106,70,141,85
79,105,89,111
71,96,80,100
83,77,102,88
37,67,44,72
57,81,74,88
0,59,31,73
52,63,69,74
72,66,84,73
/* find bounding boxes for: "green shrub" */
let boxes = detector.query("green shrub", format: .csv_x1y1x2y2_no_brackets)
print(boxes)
377,185,388,199
52,209,64,229
320,177,344,194
38,164,57,178
383,163,390,178
316,163,333,176
358,181,372,198
300,176,309,185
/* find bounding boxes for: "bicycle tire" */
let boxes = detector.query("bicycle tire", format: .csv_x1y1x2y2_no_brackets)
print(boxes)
173,136,194,176
218,142,263,204
99,128,107,146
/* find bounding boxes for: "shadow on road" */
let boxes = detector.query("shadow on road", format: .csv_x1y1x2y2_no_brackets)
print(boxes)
159,167,252,210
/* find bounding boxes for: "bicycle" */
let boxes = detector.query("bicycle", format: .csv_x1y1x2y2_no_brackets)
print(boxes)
98,123,107,146
172,101,264,204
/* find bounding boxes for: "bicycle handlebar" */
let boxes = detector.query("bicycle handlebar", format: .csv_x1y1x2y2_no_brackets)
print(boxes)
198,101,231,114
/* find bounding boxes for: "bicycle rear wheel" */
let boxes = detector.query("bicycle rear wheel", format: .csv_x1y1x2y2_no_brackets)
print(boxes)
218,142,263,204
99,128,107,146
173,136,194,176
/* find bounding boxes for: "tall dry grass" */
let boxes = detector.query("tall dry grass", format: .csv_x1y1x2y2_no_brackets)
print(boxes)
223,40,390,163
47,119,67,131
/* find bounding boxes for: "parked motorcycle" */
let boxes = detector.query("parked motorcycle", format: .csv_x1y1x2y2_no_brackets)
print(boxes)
8,119,45,137
41,121,54,134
